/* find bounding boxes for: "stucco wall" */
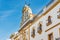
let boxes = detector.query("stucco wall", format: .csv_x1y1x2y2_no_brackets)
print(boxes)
30,3,60,40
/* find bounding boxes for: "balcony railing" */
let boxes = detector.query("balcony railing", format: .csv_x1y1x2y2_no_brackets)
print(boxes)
46,16,52,26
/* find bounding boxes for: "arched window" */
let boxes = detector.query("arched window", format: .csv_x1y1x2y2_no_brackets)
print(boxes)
31,27,35,38
46,16,52,26
37,22,42,34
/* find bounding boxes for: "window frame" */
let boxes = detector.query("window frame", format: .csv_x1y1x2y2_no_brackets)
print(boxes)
31,27,35,38
37,22,42,34
46,16,52,26
48,32,54,40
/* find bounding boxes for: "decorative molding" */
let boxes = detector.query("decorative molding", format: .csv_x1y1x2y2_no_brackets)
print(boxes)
19,1,60,32
58,0,60,2
37,22,42,34
11,0,60,40
45,23,60,32
46,16,52,26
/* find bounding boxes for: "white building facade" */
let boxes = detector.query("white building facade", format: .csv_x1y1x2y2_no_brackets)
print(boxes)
10,0,60,40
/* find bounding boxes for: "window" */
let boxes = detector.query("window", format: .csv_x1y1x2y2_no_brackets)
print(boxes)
57,8,60,19
48,33,53,40
37,22,42,34
46,16,52,26
31,28,35,38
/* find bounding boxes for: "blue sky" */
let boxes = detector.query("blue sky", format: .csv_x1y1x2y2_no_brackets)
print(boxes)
0,0,51,40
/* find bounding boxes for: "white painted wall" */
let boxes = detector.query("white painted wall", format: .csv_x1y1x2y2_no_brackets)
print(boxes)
30,3,60,40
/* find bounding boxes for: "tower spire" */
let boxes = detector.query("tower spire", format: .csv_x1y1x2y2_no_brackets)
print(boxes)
21,0,32,26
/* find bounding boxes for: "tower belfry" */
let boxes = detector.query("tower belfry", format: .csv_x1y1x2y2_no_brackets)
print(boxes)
20,0,33,26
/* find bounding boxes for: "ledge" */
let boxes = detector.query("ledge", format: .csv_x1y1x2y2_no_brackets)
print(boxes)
45,23,60,32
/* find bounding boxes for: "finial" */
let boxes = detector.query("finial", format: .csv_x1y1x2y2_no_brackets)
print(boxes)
25,0,31,6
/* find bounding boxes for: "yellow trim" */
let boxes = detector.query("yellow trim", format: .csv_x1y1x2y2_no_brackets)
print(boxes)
31,1,60,24
58,0,60,2
29,28,30,40
14,35,18,40
18,1,60,40
19,0,60,32
45,23,60,32
11,0,60,40
20,25,30,40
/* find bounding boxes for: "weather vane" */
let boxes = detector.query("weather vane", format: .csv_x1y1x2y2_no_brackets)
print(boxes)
25,0,31,6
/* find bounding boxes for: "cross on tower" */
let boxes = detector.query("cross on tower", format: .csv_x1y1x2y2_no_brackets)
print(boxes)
25,0,31,6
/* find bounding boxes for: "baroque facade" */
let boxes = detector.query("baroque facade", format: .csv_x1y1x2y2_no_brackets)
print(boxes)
10,0,60,40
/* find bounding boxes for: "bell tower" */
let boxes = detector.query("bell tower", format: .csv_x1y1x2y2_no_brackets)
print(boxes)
21,0,33,26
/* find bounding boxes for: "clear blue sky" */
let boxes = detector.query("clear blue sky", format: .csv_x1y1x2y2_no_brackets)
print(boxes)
0,0,51,40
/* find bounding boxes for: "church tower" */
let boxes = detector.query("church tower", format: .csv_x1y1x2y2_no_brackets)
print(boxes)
20,0,34,26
